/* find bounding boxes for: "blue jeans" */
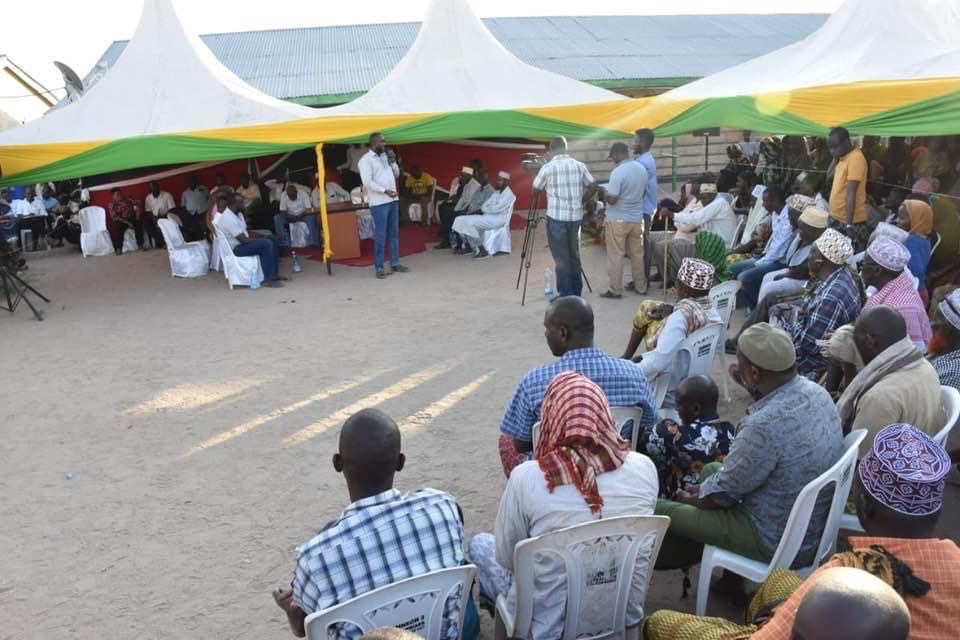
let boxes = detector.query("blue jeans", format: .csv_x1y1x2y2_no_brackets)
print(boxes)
233,238,278,281
546,218,583,297
370,201,400,273
737,260,785,309
273,213,320,247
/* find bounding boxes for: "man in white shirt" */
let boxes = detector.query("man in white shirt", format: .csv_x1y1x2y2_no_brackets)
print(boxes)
180,175,211,240
213,193,283,287
532,137,598,297
729,185,791,309
437,166,481,250
452,170,517,258
8,186,48,251
601,142,649,298
276,183,319,247
143,180,176,247
358,132,410,279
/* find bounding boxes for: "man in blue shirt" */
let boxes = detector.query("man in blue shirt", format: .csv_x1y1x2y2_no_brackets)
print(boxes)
633,129,658,291
601,142,649,298
498,296,656,476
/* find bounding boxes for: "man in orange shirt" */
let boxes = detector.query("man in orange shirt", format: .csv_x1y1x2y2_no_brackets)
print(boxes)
827,126,870,252
643,423,959,640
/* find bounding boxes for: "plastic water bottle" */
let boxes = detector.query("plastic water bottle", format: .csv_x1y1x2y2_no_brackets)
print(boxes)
250,268,260,290
544,268,554,301
291,251,303,274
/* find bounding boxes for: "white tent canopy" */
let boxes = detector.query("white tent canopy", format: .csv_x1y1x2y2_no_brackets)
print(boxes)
666,0,960,100
0,0,315,146
326,0,625,115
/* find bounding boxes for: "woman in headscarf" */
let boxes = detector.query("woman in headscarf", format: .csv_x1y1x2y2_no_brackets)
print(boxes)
897,198,935,304
469,372,659,639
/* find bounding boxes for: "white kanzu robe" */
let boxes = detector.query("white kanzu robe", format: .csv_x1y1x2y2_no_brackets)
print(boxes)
451,186,516,247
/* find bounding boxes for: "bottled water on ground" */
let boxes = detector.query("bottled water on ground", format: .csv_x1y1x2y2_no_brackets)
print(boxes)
544,268,554,301
292,251,302,273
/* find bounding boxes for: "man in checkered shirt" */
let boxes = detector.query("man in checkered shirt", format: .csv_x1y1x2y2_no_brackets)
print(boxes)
272,409,470,639
532,137,599,297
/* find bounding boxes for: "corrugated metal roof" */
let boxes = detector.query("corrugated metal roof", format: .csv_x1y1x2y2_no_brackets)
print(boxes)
89,14,826,104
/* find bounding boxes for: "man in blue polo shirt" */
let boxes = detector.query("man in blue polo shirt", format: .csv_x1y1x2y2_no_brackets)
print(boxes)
601,141,649,299
498,296,656,476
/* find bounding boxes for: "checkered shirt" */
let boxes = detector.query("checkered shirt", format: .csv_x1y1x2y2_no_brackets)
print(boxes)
500,347,657,443
933,349,960,391
791,267,862,378
532,154,595,221
292,489,466,640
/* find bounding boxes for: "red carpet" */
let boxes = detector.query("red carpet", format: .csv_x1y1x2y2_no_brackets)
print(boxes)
301,215,522,267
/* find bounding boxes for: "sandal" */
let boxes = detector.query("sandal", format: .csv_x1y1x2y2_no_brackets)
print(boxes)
599,291,622,299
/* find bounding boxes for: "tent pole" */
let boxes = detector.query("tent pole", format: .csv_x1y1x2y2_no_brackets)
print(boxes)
315,144,334,275
671,137,678,192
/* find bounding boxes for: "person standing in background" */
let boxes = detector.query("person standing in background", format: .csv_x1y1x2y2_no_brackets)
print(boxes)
358,132,410,279
337,144,367,192
634,128,658,289
827,127,870,252
601,142,648,298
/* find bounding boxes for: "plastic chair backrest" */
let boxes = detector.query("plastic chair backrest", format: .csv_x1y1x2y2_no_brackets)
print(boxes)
157,218,185,251
935,385,960,446
78,206,107,233
510,516,670,640
766,430,867,573
731,216,747,247
709,281,741,329
213,227,238,268
931,232,942,255
651,323,724,410
533,406,644,452
304,565,475,640
350,186,367,205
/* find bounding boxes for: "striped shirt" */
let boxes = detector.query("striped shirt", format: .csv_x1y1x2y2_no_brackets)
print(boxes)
932,349,960,390
790,267,862,378
293,489,465,638
532,154,595,222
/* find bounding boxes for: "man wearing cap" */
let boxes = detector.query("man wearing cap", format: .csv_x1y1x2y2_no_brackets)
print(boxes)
601,141,649,298
532,137,598,298
862,236,932,349
650,181,737,285
827,305,945,455
624,258,721,415
652,323,842,570
929,288,960,390
451,171,516,258
449,169,494,253
645,422,960,639
436,166,480,250
773,228,861,378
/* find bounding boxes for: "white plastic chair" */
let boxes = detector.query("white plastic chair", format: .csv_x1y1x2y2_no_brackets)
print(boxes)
650,323,725,421
210,233,229,272
409,202,424,222
78,206,114,257
709,281,742,403
841,386,960,532
157,218,209,278
121,228,139,253
695,430,867,616
212,227,263,290
494,515,670,640
532,406,646,453
304,565,475,640
289,221,310,248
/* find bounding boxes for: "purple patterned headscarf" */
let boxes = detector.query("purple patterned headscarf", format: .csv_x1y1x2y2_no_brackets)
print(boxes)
859,423,950,516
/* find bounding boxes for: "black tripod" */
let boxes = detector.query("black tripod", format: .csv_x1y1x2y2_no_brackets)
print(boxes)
514,191,592,306
0,265,50,321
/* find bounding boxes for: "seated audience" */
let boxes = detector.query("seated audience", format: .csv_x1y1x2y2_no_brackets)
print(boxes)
471,372,658,638
654,323,842,570
694,230,734,282
499,296,655,477
827,306,944,455
449,169,494,253
273,408,470,639
725,221,771,269
276,183,319,247
897,199,934,304
145,181,175,220
180,175,211,240
772,228,860,379
930,288,960,389
451,170,516,258
108,187,145,254
638,375,736,500
650,184,737,285
213,194,283,288
401,165,436,225
9,186,48,251
729,186,791,308
48,195,81,247
861,236,932,349
236,173,261,209
644,422,958,640
624,258,721,415
436,166,480,249
756,205,828,303
317,179,351,206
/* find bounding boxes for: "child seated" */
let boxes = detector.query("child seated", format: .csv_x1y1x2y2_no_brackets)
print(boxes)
637,375,736,499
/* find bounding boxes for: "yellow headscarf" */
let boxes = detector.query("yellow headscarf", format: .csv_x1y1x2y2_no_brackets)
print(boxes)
903,199,934,236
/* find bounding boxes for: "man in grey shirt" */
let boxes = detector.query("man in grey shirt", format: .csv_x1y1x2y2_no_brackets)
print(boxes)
655,322,843,569
601,141,648,298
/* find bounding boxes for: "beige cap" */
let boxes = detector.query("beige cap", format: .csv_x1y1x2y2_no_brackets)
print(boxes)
699,183,718,194
498,170,511,180
461,166,474,175
799,206,829,229
738,322,796,371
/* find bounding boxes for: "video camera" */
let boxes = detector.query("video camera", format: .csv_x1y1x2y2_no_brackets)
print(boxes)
519,153,547,174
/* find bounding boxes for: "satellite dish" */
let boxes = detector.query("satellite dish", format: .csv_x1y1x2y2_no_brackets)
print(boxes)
54,61,84,102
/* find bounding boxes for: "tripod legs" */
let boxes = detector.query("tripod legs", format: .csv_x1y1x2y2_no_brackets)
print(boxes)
0,268,50,321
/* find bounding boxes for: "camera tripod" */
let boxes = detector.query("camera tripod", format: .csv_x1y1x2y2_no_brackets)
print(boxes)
515,191,592,306
0,264,50,321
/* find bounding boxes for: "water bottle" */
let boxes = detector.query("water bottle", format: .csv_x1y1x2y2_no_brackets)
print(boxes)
291,251,302,274
249,268,260,290
544,268,554,301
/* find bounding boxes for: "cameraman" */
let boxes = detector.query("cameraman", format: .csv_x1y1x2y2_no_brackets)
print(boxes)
532,137,598,297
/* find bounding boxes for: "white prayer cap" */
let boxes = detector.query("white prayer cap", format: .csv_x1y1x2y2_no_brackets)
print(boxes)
699,184,717,194
461,166,474,175
498,171,511,180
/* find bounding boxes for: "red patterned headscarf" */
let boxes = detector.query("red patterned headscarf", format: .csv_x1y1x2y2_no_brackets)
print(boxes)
535,372,630,516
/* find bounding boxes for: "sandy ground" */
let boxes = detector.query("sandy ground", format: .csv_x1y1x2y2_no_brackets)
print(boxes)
2,226,957,639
